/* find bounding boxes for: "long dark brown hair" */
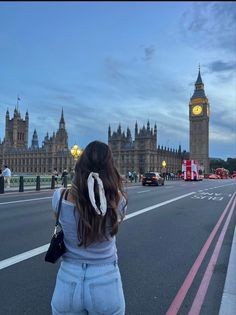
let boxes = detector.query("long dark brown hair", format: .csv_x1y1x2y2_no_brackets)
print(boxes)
70,140,127,247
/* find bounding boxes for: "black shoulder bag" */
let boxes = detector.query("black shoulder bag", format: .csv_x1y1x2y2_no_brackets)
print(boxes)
45,189,66,263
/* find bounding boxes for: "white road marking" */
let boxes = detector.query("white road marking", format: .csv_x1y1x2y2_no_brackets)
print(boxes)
126,192,195,219
137,190,151,193
0,244,49,270
0,191,195,270
211,183,236,189
0,197,52,205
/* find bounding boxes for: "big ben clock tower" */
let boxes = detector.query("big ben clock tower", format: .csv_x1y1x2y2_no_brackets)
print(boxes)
189,67,210,174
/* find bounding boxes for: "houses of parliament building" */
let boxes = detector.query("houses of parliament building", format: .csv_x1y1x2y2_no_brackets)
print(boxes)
108,122,188,175
0,106,186,175
108,68,210,175
0,108,74,174
0,68,209,176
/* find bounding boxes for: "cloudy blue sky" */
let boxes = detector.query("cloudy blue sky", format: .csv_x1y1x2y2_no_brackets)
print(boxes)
0,1,235,160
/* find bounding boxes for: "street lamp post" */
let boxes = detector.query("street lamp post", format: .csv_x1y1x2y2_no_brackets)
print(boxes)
161,160,167,179
70,144,83,161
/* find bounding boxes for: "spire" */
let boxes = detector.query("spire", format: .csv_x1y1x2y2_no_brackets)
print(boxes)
17,95,21,110
60,108,65,123
60,108,65,122
135,121,138,136
59,108,65,129
191,66,206,99
127,127,131,138
31,129,39,149
147,120,150,131
154,122,157,135
195,65,203,85
117,123,121,134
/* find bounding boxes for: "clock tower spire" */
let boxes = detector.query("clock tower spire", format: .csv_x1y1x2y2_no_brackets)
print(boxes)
189,67,210,174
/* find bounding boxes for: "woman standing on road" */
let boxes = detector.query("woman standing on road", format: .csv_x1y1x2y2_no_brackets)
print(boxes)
51,140,127,315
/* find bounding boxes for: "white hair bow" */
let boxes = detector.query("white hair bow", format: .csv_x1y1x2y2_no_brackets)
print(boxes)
87,172,107,216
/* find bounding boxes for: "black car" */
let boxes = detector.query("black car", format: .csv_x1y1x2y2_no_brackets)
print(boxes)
142,172,165,186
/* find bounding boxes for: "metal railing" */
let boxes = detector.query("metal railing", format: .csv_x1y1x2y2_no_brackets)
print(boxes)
0,175,72,194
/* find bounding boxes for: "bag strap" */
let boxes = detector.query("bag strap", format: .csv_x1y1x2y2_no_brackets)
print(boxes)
64,189,69,201
55,189,66,226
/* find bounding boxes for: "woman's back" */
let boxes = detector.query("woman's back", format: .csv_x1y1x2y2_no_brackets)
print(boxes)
52,188,126,264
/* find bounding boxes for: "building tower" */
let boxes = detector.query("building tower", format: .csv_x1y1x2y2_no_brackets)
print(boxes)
189,67,210,173
4,108,29,149
55,108,68,150
31,129,39,149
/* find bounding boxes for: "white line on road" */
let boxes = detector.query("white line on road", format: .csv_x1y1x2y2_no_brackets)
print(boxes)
211,183,236,189
137,190,151,193
0,191,195,270
126,192,195,219
0,197,52,205
0,244,49,270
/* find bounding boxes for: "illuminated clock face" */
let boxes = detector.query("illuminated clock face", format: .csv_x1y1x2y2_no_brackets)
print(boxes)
192,105,203,115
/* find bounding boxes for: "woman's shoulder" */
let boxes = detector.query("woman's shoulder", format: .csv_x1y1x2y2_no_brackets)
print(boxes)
52,188,65,212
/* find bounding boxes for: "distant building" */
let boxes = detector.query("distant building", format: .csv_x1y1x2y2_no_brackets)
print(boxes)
0,108,74,174
189,68,210,173
108,121,188,175
109,68,210,176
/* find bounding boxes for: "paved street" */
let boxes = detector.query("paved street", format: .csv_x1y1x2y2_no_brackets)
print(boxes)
0,179,236,315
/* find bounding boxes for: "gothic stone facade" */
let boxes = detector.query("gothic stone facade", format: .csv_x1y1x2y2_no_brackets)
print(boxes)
0,108,74,174
189,69,210,173
108,122,188,175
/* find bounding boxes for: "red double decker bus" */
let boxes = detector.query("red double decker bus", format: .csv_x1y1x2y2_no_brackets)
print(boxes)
182,160,204,181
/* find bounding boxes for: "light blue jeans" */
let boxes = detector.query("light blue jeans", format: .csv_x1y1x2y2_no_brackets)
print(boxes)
51,260,125,315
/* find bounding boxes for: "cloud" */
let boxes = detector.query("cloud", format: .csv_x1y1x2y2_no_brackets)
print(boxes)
143,45,156,61
206,60,236,73
180,2,236,53
104,57,126,80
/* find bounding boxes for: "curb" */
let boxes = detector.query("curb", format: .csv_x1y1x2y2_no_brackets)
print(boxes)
219,226,236,315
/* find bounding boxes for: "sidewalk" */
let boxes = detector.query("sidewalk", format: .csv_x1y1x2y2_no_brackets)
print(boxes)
219,226,236,315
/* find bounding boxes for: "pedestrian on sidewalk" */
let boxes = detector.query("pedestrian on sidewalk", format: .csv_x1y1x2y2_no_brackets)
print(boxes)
61,168,68,186
2,165,11,188
52,168,59,186
50,140,127,315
